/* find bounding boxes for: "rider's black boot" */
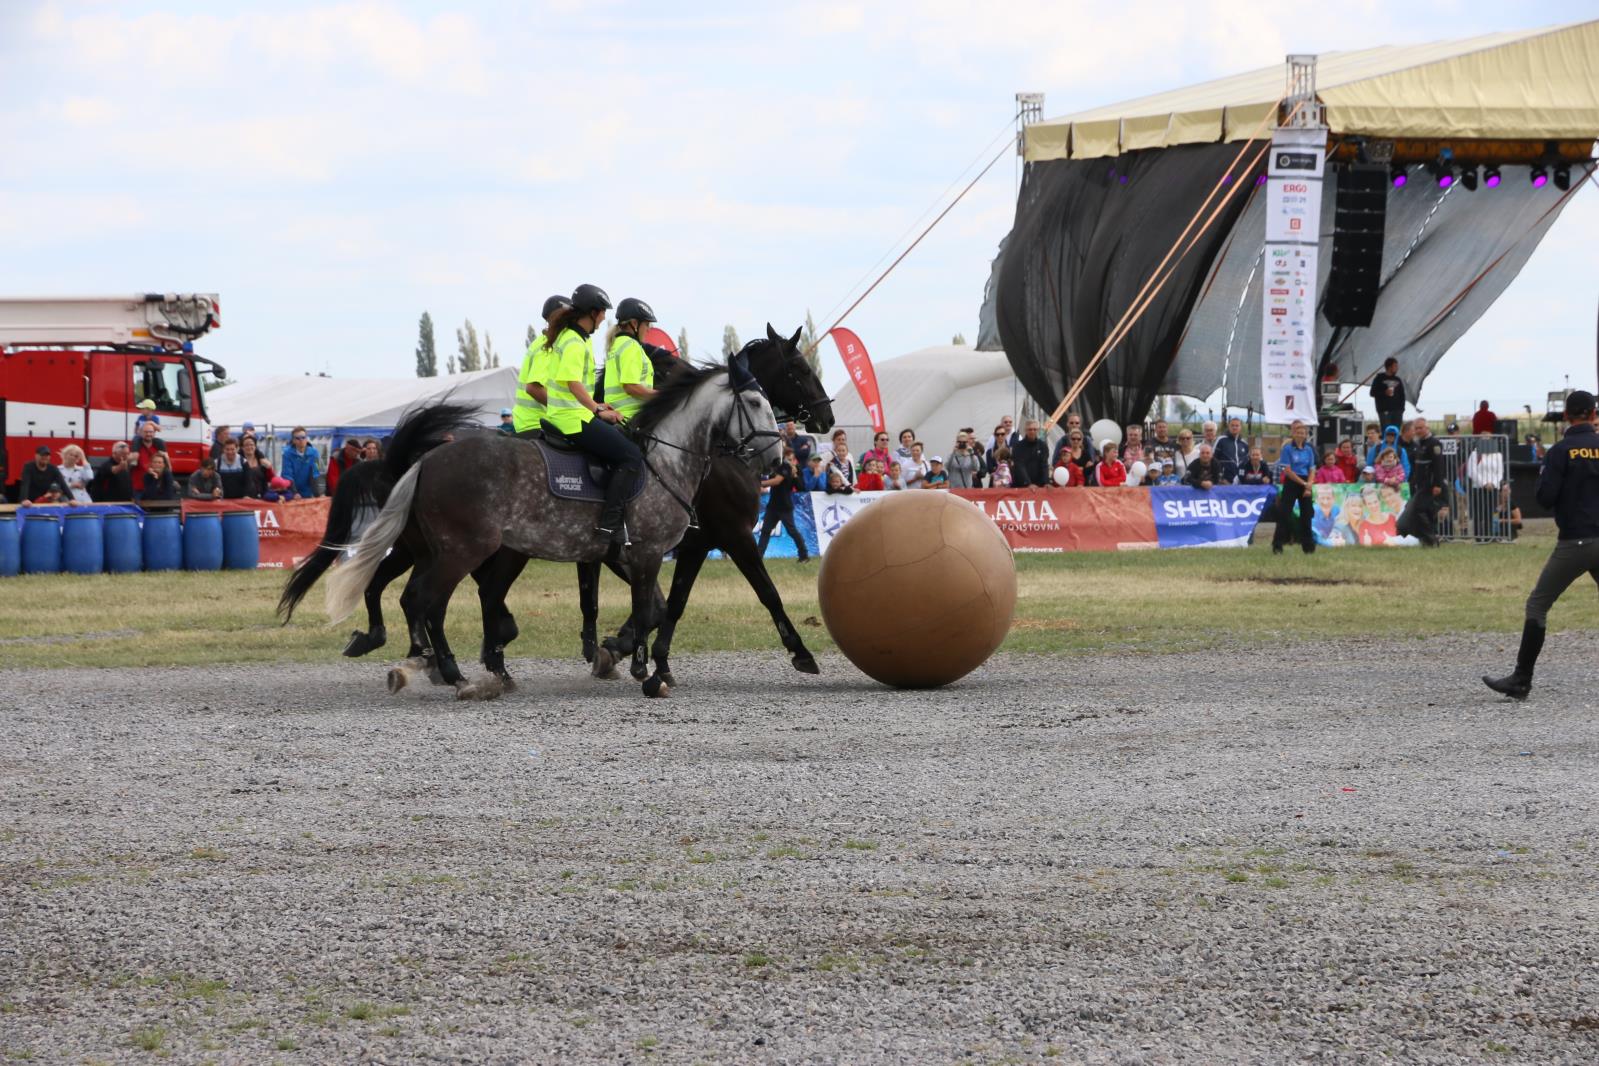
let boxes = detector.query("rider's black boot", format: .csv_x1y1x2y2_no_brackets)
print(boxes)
595,467,640,545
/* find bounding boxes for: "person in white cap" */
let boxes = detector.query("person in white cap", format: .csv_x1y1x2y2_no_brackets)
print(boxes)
923,455,948,488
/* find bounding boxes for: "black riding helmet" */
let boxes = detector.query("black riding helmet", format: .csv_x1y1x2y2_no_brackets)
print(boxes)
570,284,612,314
616,297,657,324
541,294,572,321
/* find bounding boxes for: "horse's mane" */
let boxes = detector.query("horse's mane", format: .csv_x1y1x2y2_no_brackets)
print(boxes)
629,361,728,438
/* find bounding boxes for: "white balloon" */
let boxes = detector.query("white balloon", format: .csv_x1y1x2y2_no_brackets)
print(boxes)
1052,466,1071,486
1127,461,1147,484
1089,419,1123,451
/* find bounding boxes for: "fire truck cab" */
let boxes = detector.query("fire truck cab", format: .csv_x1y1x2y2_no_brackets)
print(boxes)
1,295,224,498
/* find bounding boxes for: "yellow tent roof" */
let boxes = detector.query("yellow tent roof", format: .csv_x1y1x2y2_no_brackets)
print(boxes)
1025,20,1599,161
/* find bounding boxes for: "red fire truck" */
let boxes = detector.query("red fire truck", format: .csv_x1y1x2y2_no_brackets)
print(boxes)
1,295,225,498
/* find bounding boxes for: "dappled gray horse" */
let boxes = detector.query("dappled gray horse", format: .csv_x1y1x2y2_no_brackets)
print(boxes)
326,360,782,699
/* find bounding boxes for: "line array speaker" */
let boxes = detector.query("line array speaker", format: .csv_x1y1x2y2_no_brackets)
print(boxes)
1323,164,1387,328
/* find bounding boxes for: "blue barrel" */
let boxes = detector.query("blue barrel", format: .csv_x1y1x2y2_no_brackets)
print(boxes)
104,513,143,573
182,512,223,571
21,513,62,574
62,512,104,575
0,516,18,577
142,511,182,572
221,510,259,570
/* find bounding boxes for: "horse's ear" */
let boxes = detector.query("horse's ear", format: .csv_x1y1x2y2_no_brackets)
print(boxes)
789,326,802,348
765,323,779,342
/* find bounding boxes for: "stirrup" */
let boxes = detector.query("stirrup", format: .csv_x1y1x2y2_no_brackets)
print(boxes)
595,520,631,547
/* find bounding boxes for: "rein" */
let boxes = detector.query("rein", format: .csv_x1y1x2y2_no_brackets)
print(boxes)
631,378,780,526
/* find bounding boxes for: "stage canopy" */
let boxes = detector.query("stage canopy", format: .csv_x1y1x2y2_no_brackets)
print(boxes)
982,20,1599,424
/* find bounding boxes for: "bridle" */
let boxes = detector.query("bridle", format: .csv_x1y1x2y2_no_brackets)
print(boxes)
738,339,833,429
631,370,782,526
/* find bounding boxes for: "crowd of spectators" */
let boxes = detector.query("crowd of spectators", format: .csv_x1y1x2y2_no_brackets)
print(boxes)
763,411,1530,500
15,418,388,507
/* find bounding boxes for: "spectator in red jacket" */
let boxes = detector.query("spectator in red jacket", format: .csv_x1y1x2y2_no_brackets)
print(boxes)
326,438,364,495
1471,400,1498,435
130,420,167,492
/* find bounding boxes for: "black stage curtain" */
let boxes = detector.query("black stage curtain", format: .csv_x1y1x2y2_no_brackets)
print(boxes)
995,143,1262,426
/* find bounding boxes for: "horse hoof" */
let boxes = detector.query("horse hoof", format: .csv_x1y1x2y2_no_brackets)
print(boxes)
630,657,649,682
497,673,517,693
581,637,597,664
343,627,385,657
792,655,821,675
387,668,409,693
659,670,677,689
592,646,621,680
642,675,670,698
457,677,503,702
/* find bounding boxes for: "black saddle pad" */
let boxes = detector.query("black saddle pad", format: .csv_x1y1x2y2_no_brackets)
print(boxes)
533,438,646,503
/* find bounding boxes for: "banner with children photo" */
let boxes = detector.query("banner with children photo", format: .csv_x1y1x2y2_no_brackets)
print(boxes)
1309,482,1416,548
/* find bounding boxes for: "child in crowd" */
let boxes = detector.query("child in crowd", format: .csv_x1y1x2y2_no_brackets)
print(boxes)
1314,449,1347,483
1360,465,1377,483
855,458,885,492
1237,446,1272,485
803,455,829,491
1335,439,1360,482
923,457,948,489
1155,460,1180,486
991,447,1013,488
1094,442,1127,486
1373,448,1407,487
825,469,853,495
885,460,906,491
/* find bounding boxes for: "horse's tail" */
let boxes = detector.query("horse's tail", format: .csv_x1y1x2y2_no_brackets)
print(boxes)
384,399,480,481
276,460,393,623
326,464,421,624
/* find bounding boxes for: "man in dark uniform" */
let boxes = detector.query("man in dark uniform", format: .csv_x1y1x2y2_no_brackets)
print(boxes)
1397,416,1445,546
1484,389,1599,699
1370,357,1407,435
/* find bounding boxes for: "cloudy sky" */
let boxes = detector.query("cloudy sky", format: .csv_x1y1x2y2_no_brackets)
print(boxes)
1,0,1594,421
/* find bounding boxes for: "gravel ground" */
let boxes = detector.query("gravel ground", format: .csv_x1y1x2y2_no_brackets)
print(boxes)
2,634,1598,1065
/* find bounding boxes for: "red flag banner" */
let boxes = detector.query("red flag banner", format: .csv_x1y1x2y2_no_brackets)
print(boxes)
828,327,885,434
644,327,678,356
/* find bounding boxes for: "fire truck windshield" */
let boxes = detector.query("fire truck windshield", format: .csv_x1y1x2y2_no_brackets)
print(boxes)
136,360,192,415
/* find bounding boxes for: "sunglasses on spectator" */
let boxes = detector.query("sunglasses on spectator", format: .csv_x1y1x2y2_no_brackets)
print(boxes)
293,435,307,441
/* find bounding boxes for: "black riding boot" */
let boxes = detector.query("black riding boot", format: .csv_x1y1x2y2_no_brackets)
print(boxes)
1483,619,1545,700
595,467,640,545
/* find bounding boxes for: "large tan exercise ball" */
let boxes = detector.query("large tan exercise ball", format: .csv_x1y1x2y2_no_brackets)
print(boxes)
817,491,1017,688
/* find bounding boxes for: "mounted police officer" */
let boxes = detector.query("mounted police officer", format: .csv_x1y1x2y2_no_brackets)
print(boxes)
1484,389,1599,700
541,284,644,543
604,298,662,425
513,294,571,437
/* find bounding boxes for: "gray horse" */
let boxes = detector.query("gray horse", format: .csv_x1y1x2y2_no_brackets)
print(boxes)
326,360,781,699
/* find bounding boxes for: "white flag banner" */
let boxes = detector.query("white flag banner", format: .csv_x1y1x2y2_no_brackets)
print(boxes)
1260,126,1325,423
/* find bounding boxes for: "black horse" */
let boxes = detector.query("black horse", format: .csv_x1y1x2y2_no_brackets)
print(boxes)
279,324,835,685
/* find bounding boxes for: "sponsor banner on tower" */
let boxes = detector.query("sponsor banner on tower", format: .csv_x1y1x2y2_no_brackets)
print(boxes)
1261,125,1325,424
1150,485,1277,548
182,497,332,568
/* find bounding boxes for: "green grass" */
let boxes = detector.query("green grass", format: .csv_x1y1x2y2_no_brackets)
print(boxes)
1,529,1593,669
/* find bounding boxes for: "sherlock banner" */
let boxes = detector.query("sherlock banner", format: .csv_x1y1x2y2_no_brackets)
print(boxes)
182,497,332,568
785,487,1276,555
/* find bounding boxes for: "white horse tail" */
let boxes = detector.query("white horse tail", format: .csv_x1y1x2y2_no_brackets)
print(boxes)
325,463,420,623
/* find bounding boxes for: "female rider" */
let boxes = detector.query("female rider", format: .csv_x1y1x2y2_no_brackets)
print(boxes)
543,284,642,543
605,298,662,425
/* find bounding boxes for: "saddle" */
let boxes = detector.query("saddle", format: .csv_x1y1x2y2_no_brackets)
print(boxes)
533,423,647,504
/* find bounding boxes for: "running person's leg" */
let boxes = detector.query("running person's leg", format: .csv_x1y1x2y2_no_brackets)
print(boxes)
1484,539,1599,699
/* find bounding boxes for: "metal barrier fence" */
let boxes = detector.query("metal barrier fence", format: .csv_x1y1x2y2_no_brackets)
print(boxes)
1436,433,1514,543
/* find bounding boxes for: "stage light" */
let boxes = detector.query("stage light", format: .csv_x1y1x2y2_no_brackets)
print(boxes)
1531,165,1548,188
1460,167,1478,191
1437,167,1454,189
1553,164,1571,191
1483,166,1501,188
1255,173,1267,186
1390,165,1408,188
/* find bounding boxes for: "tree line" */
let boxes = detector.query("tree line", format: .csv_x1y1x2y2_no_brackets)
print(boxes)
415,311,823,378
